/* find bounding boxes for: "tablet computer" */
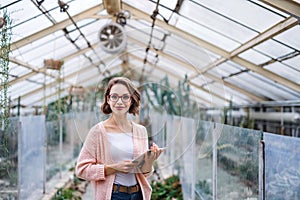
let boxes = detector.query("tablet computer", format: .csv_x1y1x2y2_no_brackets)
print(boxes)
132,147,167,165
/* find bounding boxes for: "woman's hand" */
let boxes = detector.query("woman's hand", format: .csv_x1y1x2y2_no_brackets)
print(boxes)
149,143,163,160
139,143,164,173
105,160,138,176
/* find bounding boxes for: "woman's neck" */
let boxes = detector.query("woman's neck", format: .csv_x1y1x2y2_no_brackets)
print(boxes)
111,114,128,124
110,114,132,132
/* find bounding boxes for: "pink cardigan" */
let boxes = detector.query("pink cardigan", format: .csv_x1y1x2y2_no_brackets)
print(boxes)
75,121,152,200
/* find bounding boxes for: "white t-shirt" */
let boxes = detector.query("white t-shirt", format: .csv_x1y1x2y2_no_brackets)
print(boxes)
106,132,137,186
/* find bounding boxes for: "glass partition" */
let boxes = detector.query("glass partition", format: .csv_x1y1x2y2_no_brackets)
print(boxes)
155,116,261,200
264,133,300,200
215,124,260,200
19,115,45,199
195,120,214,200
2,112,299,199
178,117,195,200
46,111,100,182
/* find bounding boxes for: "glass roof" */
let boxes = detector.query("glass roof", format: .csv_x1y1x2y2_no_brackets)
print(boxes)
1,0,300,109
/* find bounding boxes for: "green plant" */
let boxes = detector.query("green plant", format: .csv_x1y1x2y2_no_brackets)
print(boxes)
52,165,87,200
239,108,255,129
151,175,183,200
0,8,12,183
144,74,198,118
196,180,212,195
222,99,233,125
46,96,69,120
52,188,81,200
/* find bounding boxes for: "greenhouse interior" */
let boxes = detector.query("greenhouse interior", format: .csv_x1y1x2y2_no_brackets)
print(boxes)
1,0,300,199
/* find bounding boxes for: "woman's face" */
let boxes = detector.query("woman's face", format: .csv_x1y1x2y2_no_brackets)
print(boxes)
108,84,131,115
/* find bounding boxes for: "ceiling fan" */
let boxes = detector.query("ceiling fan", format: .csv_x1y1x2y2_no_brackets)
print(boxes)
98,22,126,54
99,0,127,54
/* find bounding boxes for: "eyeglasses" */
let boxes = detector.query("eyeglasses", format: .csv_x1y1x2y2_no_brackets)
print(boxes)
108,93,131,102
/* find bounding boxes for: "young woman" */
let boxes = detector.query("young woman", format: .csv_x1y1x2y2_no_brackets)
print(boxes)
76,77,163,200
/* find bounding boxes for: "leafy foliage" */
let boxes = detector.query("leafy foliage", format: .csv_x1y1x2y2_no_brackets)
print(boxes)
151,175,183,200
144,75,199,118
0,8,12,186
52,188,81,200
52,167,87,200
196,180,212,195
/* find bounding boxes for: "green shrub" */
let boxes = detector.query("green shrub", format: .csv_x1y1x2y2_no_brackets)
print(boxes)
151,175,183,200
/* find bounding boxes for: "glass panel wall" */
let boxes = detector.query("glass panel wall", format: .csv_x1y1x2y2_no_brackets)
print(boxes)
264,133,300,200
1,112,299,199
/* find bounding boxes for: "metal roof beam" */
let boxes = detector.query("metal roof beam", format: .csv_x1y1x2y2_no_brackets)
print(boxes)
11,4,104,51
123,3,300,93
127,53,214,105
127,48,230,105
127,63,210,106
230,17,298,56
203,73,265,102
8,41,101,86
259,0,300,18
128,36,265,102
7,57,57,86
28,65,121,106
13,53,119,103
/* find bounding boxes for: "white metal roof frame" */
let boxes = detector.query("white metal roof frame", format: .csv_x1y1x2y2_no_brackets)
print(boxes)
1,0,300,109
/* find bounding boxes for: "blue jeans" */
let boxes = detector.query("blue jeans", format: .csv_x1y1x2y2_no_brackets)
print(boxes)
111,190,143,200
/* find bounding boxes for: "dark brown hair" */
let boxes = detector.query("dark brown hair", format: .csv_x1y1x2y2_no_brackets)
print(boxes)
101,77,141,116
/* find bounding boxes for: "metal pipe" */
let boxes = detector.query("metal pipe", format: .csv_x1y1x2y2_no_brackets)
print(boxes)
249,112,300,122
206,110,300,122
205,100,300,109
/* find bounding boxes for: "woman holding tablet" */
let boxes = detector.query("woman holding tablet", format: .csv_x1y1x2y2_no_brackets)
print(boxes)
76,77,163,200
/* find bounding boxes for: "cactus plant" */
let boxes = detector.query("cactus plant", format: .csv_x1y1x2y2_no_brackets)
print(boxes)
143,74,195,118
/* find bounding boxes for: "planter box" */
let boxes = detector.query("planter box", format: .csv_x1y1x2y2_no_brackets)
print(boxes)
44,59,64,70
